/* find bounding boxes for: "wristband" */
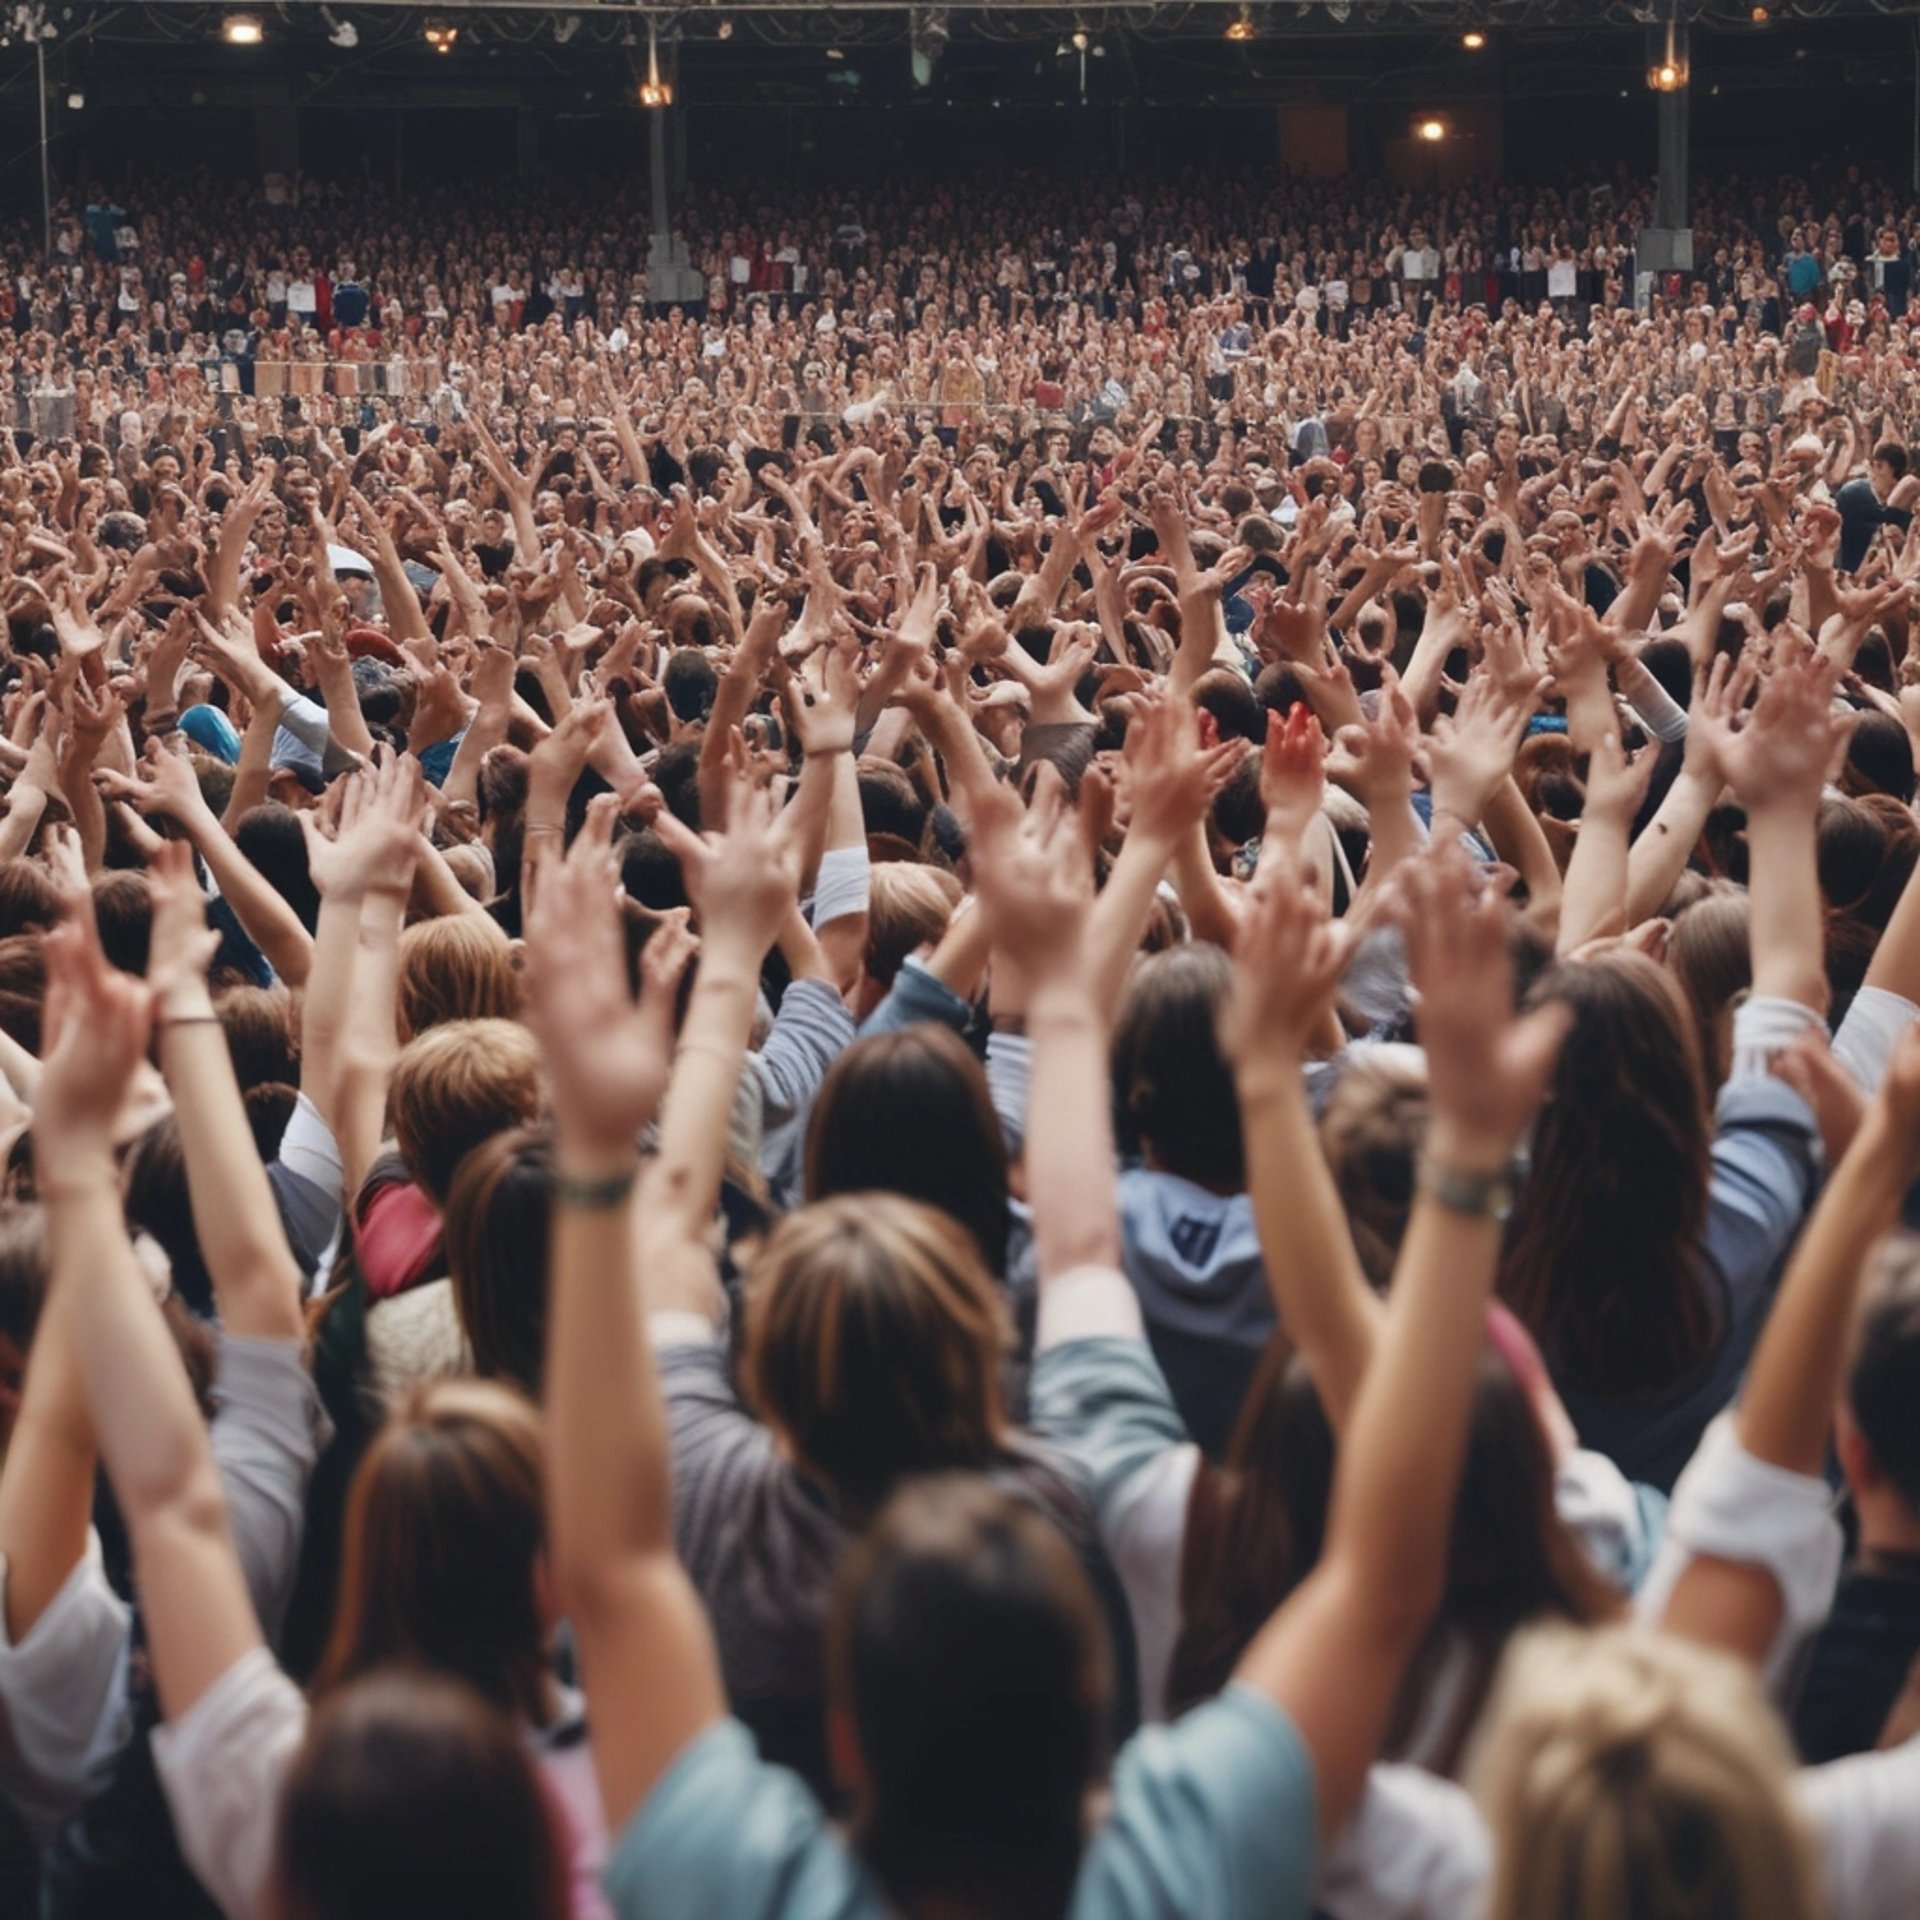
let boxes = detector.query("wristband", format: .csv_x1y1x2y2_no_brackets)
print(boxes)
159,1012,222,1028
1417,1156,1518,1222
556,1167,638,1210
811,843,872,929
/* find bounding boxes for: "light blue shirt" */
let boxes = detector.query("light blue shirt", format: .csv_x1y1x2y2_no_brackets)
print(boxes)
604,1685,1316,1920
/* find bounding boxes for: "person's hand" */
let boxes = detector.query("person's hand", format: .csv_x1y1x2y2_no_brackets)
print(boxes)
1391,848,1567,1170
653,753,803,965
527,692,610,805
1580,729,1655,824
787,647,861,758
1258,566,1330,664
1118,693,1242,843
33,899,154,1169
1695,654,1851,817
95,738,213,825
298,753,425,901
144,838,219,1021
1328,666,1421,808
524,794,695,1163
967,764,1094,987
1427,670,1533,831
1260,701,1326,847
1220,853,1353,1060
1772,1029,1870,1170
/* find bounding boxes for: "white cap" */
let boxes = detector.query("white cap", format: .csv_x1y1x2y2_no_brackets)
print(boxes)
327,543,375,579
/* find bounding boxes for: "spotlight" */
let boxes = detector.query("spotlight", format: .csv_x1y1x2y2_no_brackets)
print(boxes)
223,11,263,44
716,16,732,36
552,12,579,45
1071,28,1088,50
65,86,82,107
321,7,357,48
1226,8,1255,40
640,18,673,104
1750,4,1769,16
422,16,457,53
1462,29,1486,48
1645,19,1688,89
1416,117,1446,141
825,44,844,58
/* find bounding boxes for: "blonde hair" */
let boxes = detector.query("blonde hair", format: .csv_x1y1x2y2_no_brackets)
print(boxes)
1471,1624,1822,1920
864,865,960,988
397,918,521,1043
387,1019,542,1203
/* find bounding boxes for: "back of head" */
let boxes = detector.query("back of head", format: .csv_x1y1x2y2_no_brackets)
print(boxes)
217,985,301,1093
805,1026,1010,1276
1846,1233,1920,1512
397,917,522,1043
864,863,959,990
0,859,58,941
1112,943,1243,1190
234,803,321,933
1318,1048,1429,1286
1500,957,1712,1394
1472,1624,1820,1920
444,1127,554,1396
1666,890,1751,1091
830,1475,1109,1920
387,1018,542,1204
744,1193,1010,1515
316,1380,550,1724
276,1669,567,1920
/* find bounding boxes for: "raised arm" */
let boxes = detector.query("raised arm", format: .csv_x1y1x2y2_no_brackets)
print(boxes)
145,841,304,1340
528,792,755,1835
1231,853,1564,1840
35,900,260,1722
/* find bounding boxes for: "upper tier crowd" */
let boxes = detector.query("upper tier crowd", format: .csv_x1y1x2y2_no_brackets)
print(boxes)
0,154,1919,1920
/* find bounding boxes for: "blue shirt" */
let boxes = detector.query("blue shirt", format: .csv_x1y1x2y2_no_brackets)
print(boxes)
604,1686,1316,1920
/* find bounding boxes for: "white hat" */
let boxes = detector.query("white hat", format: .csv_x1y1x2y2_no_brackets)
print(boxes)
327,543,375,579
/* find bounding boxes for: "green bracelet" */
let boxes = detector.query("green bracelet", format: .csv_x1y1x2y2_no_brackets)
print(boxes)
556,1167,638,1210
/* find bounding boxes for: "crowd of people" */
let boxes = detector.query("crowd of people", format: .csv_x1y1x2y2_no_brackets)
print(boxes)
0,147,1916,1917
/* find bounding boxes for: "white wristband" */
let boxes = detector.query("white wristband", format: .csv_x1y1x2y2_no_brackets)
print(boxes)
811,844,872,928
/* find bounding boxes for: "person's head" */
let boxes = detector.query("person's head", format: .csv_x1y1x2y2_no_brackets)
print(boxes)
1318,1046,1429,1286
1498,957,1712,1395
315,1380,553,1726
444,1127,554,1396
386,1018,542,1204
234,804,322,933
1871,440,1910,498
1472,1625,1820,1920
397,917,522,1043
0,859,59,941
216,985,300,1093
1111,944,1242,1191
827,1475,1109,1920
274,1669,568,1920
0,1205,47,1448
742,1194,1011,1516
1664,888,1752,1091
805,1025,1011,1276
90,871,151,978
1839,1232,1920,1537
859,863,959,1012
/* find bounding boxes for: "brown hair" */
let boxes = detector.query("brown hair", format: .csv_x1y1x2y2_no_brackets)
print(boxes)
805,1027,1011,1276
215,984,301,1092
444,1127,554,1396
387,1019,542,1203
743,1194,1012,1516
1665,889,1750,1092
1318,1048,1429,1286
397,919,521,1044
1111,944,1243,1190
1498,957,1714,1396
0,860,58,940
274,1669,569,1920
314,1381,552,1727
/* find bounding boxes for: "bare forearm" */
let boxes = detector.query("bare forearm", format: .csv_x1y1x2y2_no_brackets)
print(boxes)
1624,768,1716,927
1744,808,1825,1008
1026,981,1121,1279
184,814,315,987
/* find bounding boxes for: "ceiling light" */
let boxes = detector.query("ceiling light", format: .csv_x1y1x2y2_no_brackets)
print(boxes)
716,16,733,36
65,86,82,107
1462,29,1486,48
1646,18,1688,89
1226,7,1255,39
223,11,263,44
640,17,673,104
825,45,844,58
552,12,579,45
321,7,357,48
1416,117,1446,141
422,15,457,53
1750,4,1770,17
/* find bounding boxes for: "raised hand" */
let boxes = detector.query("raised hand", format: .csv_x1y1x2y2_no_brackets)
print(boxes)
1260,701,1327,848
1392,850,1567,1170
1695,655,1851,817
34,901,153,1165
1221,855,1353,1060
144,839,219,1019
967,765,1094,985
1118,693,1242,843
1328,665,1421,808
297,753,425,901
524,796,694,1161
653,755,804,965
1426,669,1534,833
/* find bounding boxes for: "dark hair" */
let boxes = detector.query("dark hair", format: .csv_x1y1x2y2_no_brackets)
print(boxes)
217,985,301,1091
1111,945,1243,1189
806,1027,1011,1277
857,758,928,850
1498,958,1714,1396
662,647,719,724
1818,794,1890,914
234,804,321,934
0,860,59,940
444,1128,554,1396
1849,1236,1920,1510
1841,709,1915,805
90,871,152,978
619,829,690,913
1191,668,1264,744
275,1670,568,1920
314,1381,552,1726
123,1117,216,1320
0,1205,48,1449
829,1476,1109,1920
1873,441,1910,481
